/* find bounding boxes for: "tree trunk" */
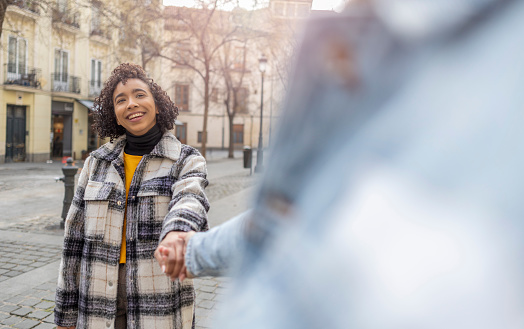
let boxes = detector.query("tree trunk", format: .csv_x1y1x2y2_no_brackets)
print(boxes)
0,0,11,40
228,113,235,158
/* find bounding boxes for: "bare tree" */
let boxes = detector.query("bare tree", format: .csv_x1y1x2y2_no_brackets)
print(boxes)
220,39,249,158
264,14,302,93
84,0,164,72
161,1,242,158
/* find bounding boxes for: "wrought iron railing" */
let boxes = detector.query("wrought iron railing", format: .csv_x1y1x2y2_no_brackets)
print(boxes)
51,73,81,94
3,64,41,88
11,0,40,14
52,8,80,28
88,80,102,97
90,28,112,40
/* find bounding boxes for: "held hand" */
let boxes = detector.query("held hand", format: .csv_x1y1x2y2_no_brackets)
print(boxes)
154,231,196,281
155,232,186,281
179,231,196,281
57,326,76,329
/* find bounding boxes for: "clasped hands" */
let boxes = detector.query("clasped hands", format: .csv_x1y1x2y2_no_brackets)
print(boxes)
154,231,196,282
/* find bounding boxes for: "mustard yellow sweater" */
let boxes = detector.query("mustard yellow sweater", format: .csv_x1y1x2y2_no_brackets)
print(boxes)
120,152,142,263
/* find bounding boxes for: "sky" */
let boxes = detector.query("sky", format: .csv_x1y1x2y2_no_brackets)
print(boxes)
163,0,348,12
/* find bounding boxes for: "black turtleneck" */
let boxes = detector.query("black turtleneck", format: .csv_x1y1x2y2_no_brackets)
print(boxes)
124,124,163,156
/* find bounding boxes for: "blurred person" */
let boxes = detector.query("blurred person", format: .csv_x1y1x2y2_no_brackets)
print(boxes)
54,63,209,329
158,0,524,328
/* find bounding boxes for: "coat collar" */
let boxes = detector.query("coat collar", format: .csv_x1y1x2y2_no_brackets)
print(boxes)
91,131,182,162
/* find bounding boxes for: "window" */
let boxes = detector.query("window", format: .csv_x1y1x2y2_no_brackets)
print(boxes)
175,122,187,144
7,36,27,79
211,88,218,102
174,43,191,66
90,59,102,96
165,19,187,31
236,87,249,113
91,6,101,33
54,49,69,91
232,46,246,70
233,124,244,144
197,131,207,143
175,84,190,111
54,49,68,80
57,0,67,13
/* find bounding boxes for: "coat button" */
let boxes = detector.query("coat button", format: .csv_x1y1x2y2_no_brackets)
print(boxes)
108,281,113,287
106,320,111,327
132,196,136,200
117,201,122,206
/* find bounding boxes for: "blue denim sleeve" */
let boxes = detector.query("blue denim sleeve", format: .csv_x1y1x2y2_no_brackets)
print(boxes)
185,210,250,277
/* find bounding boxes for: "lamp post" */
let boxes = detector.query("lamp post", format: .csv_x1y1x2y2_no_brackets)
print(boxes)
255,54,268,173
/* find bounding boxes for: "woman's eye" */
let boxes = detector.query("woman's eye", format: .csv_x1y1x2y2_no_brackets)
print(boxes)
116,99,124,104
136,93,145,98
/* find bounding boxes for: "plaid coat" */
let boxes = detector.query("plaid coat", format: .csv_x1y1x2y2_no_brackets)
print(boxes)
55,132,209,329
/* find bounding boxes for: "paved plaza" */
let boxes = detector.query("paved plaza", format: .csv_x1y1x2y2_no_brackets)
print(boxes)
0,152,256,329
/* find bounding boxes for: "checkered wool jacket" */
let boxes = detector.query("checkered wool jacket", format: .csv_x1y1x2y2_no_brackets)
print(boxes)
55,131,209,329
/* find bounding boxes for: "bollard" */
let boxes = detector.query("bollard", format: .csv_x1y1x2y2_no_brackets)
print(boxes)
57,157,79,229
243,146,253,175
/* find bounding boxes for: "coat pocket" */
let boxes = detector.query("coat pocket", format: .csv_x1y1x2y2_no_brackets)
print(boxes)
84,180,115,240
136,182,173,241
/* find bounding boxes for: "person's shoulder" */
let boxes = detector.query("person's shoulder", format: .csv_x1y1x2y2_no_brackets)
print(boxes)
89,135,126,162
180,144,204,160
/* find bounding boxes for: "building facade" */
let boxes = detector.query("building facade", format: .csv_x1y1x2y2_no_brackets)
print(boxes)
0,0,311,163
161,0,313,154
0,0,163,163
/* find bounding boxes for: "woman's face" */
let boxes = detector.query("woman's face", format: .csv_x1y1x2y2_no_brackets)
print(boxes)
113,78,159,136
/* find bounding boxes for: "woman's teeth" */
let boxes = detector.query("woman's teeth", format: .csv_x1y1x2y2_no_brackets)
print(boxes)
128,113,144,120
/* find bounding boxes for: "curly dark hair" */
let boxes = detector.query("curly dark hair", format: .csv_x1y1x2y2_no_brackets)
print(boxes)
93,63,178,140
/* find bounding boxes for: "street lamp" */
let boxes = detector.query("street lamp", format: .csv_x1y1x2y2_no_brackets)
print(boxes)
255,54,268,173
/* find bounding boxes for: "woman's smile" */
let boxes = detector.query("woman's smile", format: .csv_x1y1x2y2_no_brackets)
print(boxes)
127,112,145,121
113,78,158,136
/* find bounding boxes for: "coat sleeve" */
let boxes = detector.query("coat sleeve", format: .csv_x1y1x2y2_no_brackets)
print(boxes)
159,146,210,242
54,156,92,327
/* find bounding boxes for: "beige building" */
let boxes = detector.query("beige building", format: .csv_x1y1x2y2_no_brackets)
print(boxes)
0,0,311,163
0,0,164,163
162,0,313,155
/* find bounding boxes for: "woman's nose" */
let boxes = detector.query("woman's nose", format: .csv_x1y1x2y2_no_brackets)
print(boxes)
127,98,138,108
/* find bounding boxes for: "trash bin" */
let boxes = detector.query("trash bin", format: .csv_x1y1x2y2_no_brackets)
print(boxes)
243,146,252,169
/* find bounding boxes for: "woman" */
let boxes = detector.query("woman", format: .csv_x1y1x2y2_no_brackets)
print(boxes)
55,63,209,329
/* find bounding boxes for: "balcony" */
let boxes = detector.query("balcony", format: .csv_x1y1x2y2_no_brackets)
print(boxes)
88,81,102,97
11,0,40,14
51,73,81,94
3,64,41,89
90,28,111,40
52,8,80,29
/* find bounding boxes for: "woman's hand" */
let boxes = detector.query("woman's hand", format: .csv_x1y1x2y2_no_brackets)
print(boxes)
57,326,76,329
155,231,195,281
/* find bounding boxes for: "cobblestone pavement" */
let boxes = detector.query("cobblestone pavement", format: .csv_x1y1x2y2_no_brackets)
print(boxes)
0,158,255,329
2,171,255,235
0,241,62,283
0,281,57,329
0,275,231,329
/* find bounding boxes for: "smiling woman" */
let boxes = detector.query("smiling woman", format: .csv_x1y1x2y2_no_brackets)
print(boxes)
92,63,177,140
113,79,159,136
54,63,210,329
